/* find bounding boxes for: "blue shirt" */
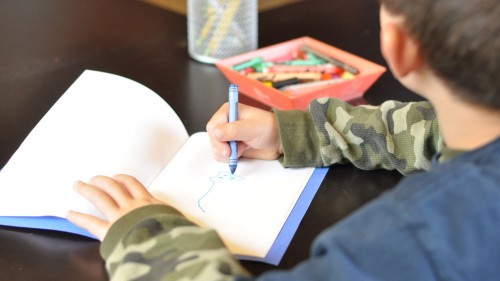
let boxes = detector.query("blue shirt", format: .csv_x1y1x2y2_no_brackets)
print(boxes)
257,138,500,281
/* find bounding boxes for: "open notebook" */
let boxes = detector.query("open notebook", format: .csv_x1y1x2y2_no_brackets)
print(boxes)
0,70,328,265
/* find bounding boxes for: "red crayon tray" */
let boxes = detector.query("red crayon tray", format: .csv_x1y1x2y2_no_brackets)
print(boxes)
216,37,386,110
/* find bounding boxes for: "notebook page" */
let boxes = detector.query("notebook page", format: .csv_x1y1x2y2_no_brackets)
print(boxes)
0,70,189,218
149,132,315,258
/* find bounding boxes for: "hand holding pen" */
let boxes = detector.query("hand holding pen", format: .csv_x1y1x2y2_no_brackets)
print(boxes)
206,97,283,164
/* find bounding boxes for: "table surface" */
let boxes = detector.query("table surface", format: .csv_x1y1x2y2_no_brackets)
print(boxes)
0,0,419,279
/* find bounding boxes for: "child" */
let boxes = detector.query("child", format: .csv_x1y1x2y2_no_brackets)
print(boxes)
68,0,500,280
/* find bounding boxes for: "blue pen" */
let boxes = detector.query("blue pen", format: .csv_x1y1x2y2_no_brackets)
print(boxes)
228,84,238,174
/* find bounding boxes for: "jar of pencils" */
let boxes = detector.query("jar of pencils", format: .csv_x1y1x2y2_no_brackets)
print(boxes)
187,0,258,64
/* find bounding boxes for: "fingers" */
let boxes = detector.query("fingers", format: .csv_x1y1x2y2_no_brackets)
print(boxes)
207,103,232,161
67,210,109,241
87,176,133,207
207,102,282,159
207,102,282,161
74,175,159,212
208,103,259,143
206,102,229,134
112,174,152,199
73,180,121,218
68,174,166,240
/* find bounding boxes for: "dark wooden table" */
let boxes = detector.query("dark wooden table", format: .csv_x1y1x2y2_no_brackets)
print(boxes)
0,0,418,279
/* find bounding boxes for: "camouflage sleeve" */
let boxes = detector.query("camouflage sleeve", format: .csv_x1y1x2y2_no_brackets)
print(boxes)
274,98,442,175
100,204,251,281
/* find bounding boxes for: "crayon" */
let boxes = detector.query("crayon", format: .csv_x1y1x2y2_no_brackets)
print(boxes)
271,78,301,89
267,64,344,75
301,45,359,75
228,84,239,174
232,57,264,71
280,77,347,93
246,72,322,82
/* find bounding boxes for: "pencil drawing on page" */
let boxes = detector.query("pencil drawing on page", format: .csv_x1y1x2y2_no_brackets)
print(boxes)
198,171,244,212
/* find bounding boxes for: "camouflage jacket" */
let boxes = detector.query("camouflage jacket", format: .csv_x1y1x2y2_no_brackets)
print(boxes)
100,99,442,280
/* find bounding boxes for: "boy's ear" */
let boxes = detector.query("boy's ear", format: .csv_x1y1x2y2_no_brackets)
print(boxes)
380,23,422,79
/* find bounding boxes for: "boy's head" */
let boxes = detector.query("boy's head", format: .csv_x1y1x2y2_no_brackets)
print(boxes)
379,0,500,109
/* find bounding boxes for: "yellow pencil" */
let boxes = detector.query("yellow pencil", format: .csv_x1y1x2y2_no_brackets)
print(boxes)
197,6,216,47
206,0,241,56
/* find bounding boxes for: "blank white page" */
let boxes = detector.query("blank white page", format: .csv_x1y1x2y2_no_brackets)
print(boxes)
0,70,189,218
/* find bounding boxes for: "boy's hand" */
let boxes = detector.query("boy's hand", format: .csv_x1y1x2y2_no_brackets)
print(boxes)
206,103,282,162
67,174,166,241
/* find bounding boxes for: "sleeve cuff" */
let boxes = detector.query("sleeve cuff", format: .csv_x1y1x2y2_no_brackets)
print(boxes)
273,109,324,167
100,204,185,259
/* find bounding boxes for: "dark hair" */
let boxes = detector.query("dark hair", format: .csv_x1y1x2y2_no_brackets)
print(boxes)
380,0,500,109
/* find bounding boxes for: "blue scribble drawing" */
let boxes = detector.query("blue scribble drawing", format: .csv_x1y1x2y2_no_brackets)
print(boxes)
198,171,244,212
